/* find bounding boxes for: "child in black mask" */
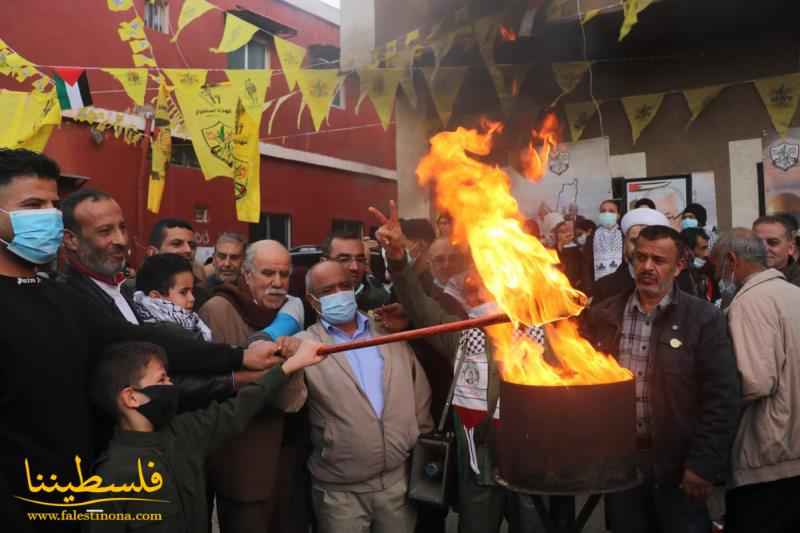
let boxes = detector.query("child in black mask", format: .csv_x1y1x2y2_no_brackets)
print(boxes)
87,339,324,533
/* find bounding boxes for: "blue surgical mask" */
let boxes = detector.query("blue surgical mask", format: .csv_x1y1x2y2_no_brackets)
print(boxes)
597,212,618,228
681,218,699,230
318,290,357,324
0,208,63,265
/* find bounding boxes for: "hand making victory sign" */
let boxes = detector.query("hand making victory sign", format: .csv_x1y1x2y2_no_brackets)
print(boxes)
368,200,407,262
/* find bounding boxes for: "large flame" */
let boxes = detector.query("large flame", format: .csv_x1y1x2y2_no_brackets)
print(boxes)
417,118,632,386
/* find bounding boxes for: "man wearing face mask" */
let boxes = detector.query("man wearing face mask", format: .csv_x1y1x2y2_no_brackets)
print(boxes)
0,149,290,533
581,200,624,296
277,260,433,533
369,202,543,533
710,229,800,533
680,203,717,248
198,239,307,533
322,229,391,311
677,228,720,304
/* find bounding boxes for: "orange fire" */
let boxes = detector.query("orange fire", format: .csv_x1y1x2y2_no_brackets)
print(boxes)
521,113,559,182
416,118,632,386
499,25,518,42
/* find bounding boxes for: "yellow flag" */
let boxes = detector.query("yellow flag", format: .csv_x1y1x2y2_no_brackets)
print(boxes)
274,36,306,90
31,76,53,93
103,68,148,106
385,49,417,109
153,77,173,126
473,15,500,67
225,69,271,120
148,126,171,213
358,68,404,130
622,93,665,144
581,9,601,24
619,0,655,41
683,84,726,126
565,101,598,142
489,64,530,117
232,101,261,223
172,82,239,179
295,69,341,131
210,15,259,54
405,29,421,47
552,62,591,102
129,39,151,54
172,0,217,42
755,74,800,136
384,40,398,60
0,89,61,152
132,54,157,67
118,17,146,41
422,67,468,127
107,0,132,11
163,69,208,91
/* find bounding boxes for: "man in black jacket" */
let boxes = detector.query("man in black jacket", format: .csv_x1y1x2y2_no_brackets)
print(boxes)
581,225,740,533
0,149,282,533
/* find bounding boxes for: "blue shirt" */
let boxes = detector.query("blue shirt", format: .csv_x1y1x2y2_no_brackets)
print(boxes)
322,312,384,417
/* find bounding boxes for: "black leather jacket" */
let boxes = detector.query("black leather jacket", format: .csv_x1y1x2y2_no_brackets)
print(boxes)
580,287,741,485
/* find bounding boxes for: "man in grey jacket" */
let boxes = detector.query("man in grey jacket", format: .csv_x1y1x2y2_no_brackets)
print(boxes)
713,229,800,533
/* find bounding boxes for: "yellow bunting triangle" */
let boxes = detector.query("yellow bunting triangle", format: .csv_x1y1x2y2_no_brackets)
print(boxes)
581,9,601,24
171,82,239,179
118,17,145,41
384,40,398,60
31,76,54,93
232,100,261,222
565,101,598,142
619,0,655,41
755,73,800,137
210,15,259,54
129,39,151,54
226,69,271,121
172,0,217,42
683,84,726,126
386,49,417,109
430,32,459,75
405,29,421,47
622,93,665,144
358,68,404,130
473,15,500,67
107,0,132,12
103,68,148,106
489,64,530,117
552,62,591,104
132,54,157,67
153,77,173,126
295,69,342,131
148,125,171,213
163,69,208,91
0,89,61,152
274,36,306,90
422,67,468,127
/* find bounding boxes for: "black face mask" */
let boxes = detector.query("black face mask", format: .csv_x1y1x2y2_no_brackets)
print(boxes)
134,385,180,429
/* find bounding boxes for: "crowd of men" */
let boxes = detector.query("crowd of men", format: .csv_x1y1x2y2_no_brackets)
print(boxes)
1,147,799,533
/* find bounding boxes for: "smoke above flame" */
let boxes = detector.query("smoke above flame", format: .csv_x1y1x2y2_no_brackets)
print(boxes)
416,117,632,386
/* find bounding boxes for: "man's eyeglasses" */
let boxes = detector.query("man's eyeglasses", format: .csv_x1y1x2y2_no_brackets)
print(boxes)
333,255,368,266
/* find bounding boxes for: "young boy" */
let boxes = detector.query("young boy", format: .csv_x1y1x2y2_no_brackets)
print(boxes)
86,339,324,533
133,253,213,341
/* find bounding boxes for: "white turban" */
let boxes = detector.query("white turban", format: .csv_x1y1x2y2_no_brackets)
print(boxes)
620,207,670,235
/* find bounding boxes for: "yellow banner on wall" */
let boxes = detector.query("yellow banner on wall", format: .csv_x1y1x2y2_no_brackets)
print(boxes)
225,69,271,120
552,62,591,102
107,0,133,12
172,0,217,42
0,89,61,152
565,101,598,142
210,15,259,54
622,92,665,144
295,69,341,131
385,49,417,109
132,54,156,68
358,68,404,130
103,68,148,106
619,0,655,41
683,84,726,126
147,126,171,214
274,36,306,90
232,100,261,223
755,73,800,136
118,17,146,41
422,67,468,127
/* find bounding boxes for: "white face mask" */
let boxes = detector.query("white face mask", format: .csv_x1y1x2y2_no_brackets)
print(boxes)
693,257,706,269
576,234,588,246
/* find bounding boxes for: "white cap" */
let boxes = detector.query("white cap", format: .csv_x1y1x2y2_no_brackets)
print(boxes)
620,207,670,235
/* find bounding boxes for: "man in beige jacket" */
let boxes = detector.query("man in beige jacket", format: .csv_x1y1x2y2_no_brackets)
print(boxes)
713,229,800,533
285,260,433,533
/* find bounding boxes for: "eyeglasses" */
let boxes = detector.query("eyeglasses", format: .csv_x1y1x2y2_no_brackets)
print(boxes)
333,255,368,266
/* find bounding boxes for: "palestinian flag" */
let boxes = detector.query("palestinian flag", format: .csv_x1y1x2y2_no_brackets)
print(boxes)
54,68,93,111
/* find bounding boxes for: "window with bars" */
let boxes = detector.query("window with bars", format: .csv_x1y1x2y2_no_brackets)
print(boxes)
251,213,292,248
144,0,169,34
228,39,270,70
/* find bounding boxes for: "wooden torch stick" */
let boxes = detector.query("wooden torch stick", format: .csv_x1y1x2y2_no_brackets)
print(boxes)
316,313,511,356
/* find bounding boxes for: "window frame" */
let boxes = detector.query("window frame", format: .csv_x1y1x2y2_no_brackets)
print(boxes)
144,0,170,34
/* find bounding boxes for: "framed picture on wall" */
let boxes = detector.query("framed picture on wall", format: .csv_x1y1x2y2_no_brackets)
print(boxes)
622,175,692,231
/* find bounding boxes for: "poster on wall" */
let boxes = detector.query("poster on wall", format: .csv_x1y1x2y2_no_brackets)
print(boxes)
691,171,719,234
506,136,613,224
762,129,800,225
622,175,692,231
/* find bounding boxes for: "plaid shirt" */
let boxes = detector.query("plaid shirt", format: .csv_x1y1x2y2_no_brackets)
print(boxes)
618,289,673,437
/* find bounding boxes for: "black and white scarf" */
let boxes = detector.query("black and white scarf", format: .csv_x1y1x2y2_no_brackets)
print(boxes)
133,291,213,341
593,226,624,281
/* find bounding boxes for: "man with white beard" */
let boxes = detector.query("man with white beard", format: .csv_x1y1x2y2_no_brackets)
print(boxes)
198,240,307,533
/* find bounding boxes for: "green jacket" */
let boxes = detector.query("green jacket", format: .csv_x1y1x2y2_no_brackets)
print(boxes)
84,366,290,533
390,262,501,484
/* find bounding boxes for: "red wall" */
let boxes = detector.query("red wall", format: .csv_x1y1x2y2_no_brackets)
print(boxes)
1,0,398,263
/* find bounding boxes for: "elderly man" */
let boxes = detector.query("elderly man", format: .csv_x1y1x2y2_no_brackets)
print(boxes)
198,240,306,533
582,225,740,533
591,207,670,304
711,230,800,533
0,149,282,533
60,188,141,323
207,232,246,288
322,229,391,311
753,215,800,286
281,260,432,533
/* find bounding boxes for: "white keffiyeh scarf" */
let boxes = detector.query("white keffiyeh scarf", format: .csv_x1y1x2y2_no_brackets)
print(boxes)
593,226,624,281
133,291,213,341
